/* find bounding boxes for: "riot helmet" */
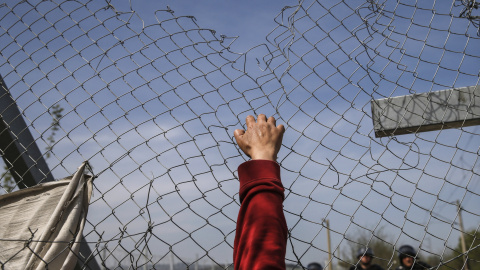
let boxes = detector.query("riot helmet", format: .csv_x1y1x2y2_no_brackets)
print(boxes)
356,247,374,258
307,262,323,270
398,245,416,261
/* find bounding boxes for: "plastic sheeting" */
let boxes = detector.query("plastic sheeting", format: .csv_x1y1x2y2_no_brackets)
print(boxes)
0,162,93,270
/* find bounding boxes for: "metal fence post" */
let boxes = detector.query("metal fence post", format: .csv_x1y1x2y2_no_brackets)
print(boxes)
0,75,54,187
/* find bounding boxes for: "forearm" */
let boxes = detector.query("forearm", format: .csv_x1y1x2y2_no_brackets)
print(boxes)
233,160,287,270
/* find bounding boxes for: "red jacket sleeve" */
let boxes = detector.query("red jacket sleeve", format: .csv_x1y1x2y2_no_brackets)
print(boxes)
233,160,287,270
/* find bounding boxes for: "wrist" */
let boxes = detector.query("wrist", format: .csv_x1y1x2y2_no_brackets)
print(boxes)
250,152,276,161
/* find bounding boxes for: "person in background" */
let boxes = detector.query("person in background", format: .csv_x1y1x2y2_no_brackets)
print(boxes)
308,262,323,270
395,245,431,270
349,247,384,270
232,114,287,270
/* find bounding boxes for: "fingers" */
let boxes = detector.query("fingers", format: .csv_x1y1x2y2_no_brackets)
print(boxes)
245,115,255,129
267,116,284,133
267,116,276,125
245,114,283,130
257,114,267,123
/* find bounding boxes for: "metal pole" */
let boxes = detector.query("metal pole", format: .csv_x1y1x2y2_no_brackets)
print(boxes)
457,201,470,270
143,245,148,270
0,75,54,188
325,219,333,270
103,249,107,270
170,252,174,270
195,254,198,270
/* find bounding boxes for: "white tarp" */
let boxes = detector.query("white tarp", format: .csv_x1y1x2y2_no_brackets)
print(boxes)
0,162,93,270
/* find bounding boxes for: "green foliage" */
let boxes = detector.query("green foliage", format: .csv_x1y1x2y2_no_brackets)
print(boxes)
440,230,480,270
1,104,64,193
45,104,64,159
1,163,15,193
337,229,462,270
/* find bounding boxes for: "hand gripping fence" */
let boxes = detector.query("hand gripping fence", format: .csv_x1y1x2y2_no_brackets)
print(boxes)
0,0,479,269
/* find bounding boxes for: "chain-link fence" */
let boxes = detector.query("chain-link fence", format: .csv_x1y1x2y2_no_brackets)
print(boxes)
1,0,479,269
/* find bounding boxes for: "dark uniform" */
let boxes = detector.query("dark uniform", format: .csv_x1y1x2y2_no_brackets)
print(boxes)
395,245,431,270
395,261,431,270
349,264,384,270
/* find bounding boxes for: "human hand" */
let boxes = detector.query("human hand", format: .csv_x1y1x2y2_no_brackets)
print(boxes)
234,114,285,161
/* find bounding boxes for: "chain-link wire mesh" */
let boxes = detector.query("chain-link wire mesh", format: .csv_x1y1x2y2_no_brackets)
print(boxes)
0,0,479,269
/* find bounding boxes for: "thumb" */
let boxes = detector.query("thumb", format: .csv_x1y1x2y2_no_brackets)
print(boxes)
234,129,245,142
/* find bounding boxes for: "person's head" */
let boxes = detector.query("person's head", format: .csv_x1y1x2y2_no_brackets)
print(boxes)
398,245,416,267
357,247,374,266
307,262,323,270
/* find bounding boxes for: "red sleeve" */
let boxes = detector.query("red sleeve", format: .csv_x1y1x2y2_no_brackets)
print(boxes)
233,160,287,270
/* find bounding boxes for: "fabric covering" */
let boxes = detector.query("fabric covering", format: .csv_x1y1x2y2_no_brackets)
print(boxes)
0,162,93,270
